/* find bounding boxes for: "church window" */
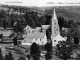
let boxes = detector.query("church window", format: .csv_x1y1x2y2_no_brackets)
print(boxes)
42,42,43,44
56,28,58,31
54,22,56,25
40,39,41,41
29,31,30,33
58,41,60,44
35,39,37,41
54,31,56,34
24,40,26,43
54,40,56,42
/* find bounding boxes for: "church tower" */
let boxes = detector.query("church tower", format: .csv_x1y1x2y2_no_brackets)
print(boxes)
51,8,60,39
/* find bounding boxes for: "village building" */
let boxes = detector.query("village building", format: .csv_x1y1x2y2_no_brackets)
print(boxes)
41,25,50,32
22,31,47,45
21,8,66,46
0,30,13,38
51,8,66,46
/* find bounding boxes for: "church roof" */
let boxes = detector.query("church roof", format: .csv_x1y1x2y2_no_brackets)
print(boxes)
53,34,66,41
41,25,50,30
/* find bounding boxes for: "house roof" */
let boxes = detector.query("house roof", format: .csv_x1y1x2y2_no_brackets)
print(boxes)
0,30,13,37
41,25,50,30
36,27,41,31
23,32,46,43
26,32,46,38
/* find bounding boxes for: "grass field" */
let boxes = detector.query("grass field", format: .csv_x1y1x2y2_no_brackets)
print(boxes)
0,44,29,60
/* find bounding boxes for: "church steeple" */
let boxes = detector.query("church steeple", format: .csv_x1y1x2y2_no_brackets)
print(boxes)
51,8,60,39
52,8,57,20
51,8,66,47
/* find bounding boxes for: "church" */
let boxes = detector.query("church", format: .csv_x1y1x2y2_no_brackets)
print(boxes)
21,8,66,47
51,8,66,46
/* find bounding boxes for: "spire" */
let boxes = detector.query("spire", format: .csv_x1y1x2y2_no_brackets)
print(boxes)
52,8,57,19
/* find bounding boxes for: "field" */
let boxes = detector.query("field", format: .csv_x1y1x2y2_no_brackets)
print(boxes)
0,43,29,60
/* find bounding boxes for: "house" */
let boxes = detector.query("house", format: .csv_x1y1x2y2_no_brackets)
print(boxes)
24,25,33,34
62,27,68,34
23,25,41,38
21,32,47,45
0,30,13,38
41,25,50,32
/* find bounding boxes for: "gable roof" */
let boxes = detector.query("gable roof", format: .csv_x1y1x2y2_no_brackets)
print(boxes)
26,32,46,38
41,25,50,30
22,32,46,43
0,30,13,37
53,34,66,41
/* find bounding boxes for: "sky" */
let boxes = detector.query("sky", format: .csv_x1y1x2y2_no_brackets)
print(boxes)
0,0,80,7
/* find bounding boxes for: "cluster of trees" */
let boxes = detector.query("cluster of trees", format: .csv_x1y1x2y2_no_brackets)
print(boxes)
0,6,52,33
56,38,80,60
56,41,72,60
30,41,53,60
30,43,40,60
0,48,14,60
0,48,27,60
44,40,53,60
57,16,80,45
24,11,51,28
0,7,26,32
58,17,77,30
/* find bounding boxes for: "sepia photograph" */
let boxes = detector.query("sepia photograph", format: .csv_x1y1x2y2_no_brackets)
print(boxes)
0,0,80,60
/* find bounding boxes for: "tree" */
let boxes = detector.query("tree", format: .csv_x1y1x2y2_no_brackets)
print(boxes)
45,15,52,25
24,11,36,28
37,15,47,26
29,17,36,28
66,36,71,44
74,37,79,45
0,33,3,39
67,20,78,44
56,41,72,60
0,10,7,19
3,20,6,29
5,52,14,60
30,42,40,60
14,20,23,32
5,54,9,60
0,48,3,60
58,17,65,30
67,20,75,28
44,41,52,52
8,52,14,60
13,36,17,46
46,27,51,39
27,54,30,60
44,41,52,60
18,56,26,60
10,19,14,28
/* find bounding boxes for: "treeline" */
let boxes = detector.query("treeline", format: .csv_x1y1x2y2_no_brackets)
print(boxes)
0,7,52,31
24,11,51,28
0,6,79,34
